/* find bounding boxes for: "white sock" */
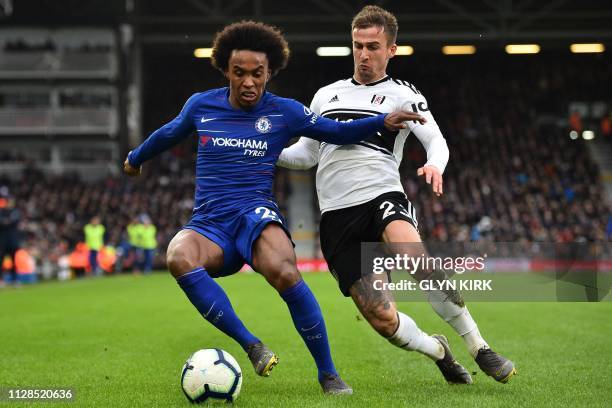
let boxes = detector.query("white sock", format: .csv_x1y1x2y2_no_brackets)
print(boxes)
463,325,489,358
428,290,488,357
387,312,444,361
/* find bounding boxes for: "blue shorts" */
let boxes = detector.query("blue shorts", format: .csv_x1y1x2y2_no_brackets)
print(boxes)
183,203,291,277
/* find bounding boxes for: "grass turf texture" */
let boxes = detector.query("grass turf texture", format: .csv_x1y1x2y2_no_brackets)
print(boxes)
1,272,610,407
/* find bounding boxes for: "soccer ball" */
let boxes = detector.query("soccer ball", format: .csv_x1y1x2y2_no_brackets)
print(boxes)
181,349,242,403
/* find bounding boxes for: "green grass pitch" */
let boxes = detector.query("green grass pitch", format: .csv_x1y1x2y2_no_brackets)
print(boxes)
1,272,610,407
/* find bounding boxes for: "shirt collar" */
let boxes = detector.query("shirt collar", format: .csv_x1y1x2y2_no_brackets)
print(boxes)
350,75,390,86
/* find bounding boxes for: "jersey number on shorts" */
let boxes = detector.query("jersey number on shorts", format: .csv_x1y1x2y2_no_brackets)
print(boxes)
255,207,282,223
380,201,396,219
380,201,414,221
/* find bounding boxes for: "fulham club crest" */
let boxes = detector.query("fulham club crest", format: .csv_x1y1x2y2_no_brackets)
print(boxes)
371,94,386,105
255,116,272,133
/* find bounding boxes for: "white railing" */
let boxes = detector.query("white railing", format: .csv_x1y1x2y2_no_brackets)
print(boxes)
0,107,118,135
0,50,117,79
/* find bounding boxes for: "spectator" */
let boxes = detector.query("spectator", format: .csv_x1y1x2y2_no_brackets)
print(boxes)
127,217,143,273
14,246,37,283
569,110,583,133
139,214,157,274
0,187,22,286
69,242,89,278
601,112,611,138
83,216,105,276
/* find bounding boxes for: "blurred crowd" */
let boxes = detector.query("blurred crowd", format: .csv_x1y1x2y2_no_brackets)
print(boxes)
401,124,608,243
1,53,611,282
395,54,611,244
0,149,288,283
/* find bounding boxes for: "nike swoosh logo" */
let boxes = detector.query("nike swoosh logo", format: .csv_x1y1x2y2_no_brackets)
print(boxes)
203,301,216,318
300,321,320,332
201,118,216,123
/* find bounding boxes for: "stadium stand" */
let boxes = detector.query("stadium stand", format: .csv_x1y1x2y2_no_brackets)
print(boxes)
1,53,609,278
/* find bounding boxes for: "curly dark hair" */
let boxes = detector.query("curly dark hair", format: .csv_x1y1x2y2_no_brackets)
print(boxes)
211,21,290,77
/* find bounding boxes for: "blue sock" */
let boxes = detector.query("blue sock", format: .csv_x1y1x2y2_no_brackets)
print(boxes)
176,268,260,351
280,280,337,381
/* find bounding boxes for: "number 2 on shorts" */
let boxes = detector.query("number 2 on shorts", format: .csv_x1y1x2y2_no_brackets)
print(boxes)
255,207,282,223
380,201,396,219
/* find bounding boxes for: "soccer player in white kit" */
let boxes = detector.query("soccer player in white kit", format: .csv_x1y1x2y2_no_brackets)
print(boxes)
278,5,516,384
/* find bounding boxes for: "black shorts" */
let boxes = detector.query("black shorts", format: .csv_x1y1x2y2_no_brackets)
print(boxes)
320,191,418,296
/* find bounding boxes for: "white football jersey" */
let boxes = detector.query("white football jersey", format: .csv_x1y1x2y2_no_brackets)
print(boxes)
278,75,449,213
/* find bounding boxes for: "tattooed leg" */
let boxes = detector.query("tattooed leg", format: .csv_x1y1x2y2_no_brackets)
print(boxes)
350,272,448,362
349,272,398,337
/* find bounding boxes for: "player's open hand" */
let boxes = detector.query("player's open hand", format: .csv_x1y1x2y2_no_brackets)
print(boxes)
417,165,443,196
384,111,426,131
123,153,142,177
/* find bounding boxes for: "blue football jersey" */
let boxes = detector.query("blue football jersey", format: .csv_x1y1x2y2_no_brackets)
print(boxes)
128,87,387,215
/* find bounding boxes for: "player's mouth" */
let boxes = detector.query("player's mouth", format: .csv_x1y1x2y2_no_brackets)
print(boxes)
240,91,258,103
358,64,371,71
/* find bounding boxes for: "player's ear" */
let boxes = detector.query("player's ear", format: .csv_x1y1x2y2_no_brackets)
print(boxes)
388,43,397,59
266,70,271,81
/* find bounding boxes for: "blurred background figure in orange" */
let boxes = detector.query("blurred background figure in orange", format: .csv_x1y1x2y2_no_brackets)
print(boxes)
569,109,583,133
14,244,37,283
69,242,89,279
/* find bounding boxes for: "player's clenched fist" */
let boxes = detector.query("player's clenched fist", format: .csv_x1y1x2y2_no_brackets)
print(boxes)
123,152,142,177
384,110,426,131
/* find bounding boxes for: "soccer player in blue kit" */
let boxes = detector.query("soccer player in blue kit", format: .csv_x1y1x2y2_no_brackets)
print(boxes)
123,21,425,394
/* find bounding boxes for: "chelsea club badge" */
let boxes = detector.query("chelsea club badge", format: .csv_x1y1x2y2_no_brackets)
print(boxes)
255,116,272,133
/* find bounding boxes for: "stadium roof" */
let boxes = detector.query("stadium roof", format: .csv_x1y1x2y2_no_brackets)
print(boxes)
1,0,611,47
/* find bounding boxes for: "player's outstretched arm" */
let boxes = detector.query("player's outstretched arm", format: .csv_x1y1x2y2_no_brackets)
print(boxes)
281,98,425,145
308,110,425,145
277,138,320,169
124,94,199,173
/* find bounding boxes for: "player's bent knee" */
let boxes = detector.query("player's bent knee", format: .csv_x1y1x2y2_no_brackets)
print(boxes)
166,248,197,277
271,270,301,293
366,305,399,337
266,260,301,292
